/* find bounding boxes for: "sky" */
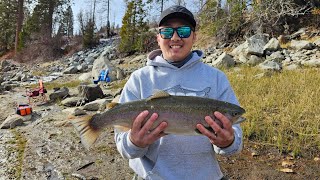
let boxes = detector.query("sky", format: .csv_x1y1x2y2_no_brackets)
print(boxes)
71,0,206,34
71,0,126,33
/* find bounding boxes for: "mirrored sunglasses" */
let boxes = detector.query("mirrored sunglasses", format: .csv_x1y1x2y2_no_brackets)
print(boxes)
159,26,193,39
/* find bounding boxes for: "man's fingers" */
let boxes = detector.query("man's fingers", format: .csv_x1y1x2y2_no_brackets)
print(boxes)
139,112,158,135
196,124,216,140
204,115,222,134
132,110,149,132
149,121,168,137
214,111,232,130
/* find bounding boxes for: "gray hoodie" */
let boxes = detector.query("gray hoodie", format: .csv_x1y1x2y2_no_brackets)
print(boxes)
115,49,243,180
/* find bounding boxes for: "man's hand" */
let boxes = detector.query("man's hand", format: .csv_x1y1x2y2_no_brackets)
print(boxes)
196,111,235,148
129,110,168,148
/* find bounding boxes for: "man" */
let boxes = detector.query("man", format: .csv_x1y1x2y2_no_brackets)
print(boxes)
115,5,243,180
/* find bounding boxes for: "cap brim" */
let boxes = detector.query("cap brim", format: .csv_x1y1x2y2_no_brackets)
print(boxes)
158,12,196,28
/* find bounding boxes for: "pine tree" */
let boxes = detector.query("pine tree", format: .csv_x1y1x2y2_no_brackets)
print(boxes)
146,0,169,13
15,0,24,54
119,0,149,54
0,0,18,54
57,5,73,37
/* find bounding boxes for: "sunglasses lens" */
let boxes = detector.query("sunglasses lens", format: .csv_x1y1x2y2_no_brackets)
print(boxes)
159,26,192,39
160,28,174,39
177,27,191,38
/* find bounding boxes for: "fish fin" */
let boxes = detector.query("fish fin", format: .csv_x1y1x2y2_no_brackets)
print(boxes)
106,102,118,110
69,115,100,150
147,90,170,101
195,129,202,135
114,125,131,132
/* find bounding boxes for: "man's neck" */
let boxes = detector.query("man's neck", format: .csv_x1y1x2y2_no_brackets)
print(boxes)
163,52,193,68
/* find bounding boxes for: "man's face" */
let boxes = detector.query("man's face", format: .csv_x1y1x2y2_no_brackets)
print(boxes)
157,18,196,62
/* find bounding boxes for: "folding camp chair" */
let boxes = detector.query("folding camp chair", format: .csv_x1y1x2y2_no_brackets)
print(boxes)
26,79,48,105
93,69,111,84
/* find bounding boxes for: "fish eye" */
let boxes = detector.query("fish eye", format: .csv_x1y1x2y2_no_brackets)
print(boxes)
232,112,239,116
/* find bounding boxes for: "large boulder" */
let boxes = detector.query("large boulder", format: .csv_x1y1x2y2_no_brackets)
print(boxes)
92,51,116,82
231,34,269,57
211,52,236,68
78,84,105,102
49,87,69,102
246,34,269,56
0,114,31,129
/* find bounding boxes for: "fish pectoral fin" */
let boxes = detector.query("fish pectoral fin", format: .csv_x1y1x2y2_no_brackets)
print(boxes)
195,129,202,135
147,90,171,101
114,125,131,132
69,115,100,150
106,102,119,110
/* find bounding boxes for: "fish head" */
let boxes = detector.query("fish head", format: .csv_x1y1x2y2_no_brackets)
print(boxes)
219,104,246,124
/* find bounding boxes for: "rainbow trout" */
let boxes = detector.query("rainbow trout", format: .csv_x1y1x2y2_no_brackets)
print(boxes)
70,91,246,149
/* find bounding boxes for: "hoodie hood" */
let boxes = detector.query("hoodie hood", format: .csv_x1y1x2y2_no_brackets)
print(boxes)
146,49,204,69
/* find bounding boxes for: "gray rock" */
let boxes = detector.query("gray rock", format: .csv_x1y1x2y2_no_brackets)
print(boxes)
0,114,31,129
230,42,248,57
92,52,116,81
266,51,285,63
61,97,85,107
0,60,10,71
247,34,269,56
290,40,314,50
238,53,248,63
284,64,300,70
263,38,280,52
63,66,78,74
258,60,282,71
62,107,87,116
84,56,95,65
212,52,235,68
301,59,320,67
49,87,69,101
247,55,264,66
78,72,92,82
78,84,105,102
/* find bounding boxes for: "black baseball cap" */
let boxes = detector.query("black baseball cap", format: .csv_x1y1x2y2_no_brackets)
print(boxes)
158,5,196,29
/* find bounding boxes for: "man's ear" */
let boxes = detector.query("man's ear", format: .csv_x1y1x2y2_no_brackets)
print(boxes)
192,32,197,43
157,34,161,45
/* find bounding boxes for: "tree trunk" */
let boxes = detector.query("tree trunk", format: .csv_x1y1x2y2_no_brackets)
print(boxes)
107,0,110,37
161,0,163,13
47,0,55,39
15,0,24,54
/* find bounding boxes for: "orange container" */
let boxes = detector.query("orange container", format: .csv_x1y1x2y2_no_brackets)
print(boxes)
16,105,32,116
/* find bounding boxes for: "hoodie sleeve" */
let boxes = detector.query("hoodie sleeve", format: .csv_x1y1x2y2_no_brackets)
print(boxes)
213,73,243,156
114,75,149,159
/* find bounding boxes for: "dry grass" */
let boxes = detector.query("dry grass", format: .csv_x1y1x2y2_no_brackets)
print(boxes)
279,41,291,49
226,66,320,157
27,80,83,90
9,129,27,179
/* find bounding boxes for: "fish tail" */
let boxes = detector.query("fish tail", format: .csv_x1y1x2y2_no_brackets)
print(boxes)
69,115,100,149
